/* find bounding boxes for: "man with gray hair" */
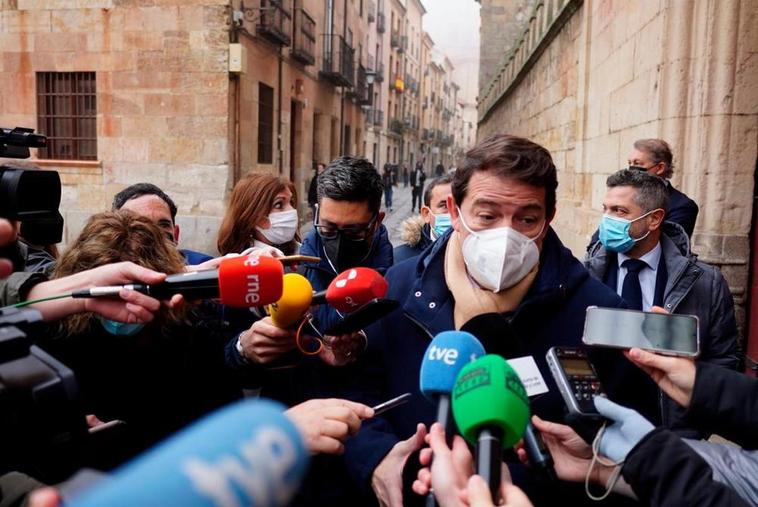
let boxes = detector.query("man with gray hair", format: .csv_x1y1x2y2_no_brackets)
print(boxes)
628,138,699,237
585,168,740,435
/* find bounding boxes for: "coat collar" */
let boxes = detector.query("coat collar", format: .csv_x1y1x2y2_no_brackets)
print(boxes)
402,227,586,336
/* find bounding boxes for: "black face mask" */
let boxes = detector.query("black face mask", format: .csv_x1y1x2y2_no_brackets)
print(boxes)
628,165,648,172
322,233,373,272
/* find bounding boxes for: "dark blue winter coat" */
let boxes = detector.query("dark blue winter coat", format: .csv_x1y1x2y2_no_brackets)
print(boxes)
342,227,660,505
300,224,394,333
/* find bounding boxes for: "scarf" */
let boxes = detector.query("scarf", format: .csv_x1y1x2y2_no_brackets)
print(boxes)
444,231,539,329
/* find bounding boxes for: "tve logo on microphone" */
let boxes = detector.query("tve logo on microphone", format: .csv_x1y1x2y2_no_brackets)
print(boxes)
427,344,459,365
183,425,299,506
420,331,486,400
70,399,308,507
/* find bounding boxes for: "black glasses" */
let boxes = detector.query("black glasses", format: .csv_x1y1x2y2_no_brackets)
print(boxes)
313,206,377,240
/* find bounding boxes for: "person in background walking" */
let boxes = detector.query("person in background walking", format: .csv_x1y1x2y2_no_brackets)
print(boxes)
435,163,445,177
410,162,426,213
403,165,409,187
382,164,394,212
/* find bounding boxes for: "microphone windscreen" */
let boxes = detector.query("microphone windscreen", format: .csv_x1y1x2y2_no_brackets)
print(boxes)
460,313,523,359
325,267,388,313
267,273,313,328
419,331,485,400
218,255,284,307
452,354,530,448
71,399,309,507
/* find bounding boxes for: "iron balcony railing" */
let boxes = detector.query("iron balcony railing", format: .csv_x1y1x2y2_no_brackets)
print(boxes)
257,0,291,46
354,64,370,105
366,108,384,127
320,33,355,87
367,0,376,22
377,11,386,33
389,117,404,135
291,2,315,65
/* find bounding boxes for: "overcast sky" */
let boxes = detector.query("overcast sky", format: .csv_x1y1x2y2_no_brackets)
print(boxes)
421,0,481,104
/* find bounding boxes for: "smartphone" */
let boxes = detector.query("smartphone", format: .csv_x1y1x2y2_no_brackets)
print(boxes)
546,347,605,416
582,306,700,358
372,392,412,416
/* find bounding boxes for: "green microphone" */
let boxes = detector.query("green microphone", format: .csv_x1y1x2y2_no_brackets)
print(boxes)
451,354,530,503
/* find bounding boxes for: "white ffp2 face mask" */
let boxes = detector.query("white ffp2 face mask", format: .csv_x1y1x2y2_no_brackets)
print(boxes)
257,208,298,245
457,208,543,292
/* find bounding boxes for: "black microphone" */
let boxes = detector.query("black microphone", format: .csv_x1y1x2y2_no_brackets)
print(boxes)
461,313,558,481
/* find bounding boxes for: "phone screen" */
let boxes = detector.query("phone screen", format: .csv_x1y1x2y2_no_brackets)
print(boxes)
583,307,699,356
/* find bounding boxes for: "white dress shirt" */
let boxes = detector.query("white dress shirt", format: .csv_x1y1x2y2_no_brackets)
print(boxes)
617,242,662,311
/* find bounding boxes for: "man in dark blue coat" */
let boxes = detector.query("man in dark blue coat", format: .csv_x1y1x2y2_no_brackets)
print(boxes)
300,156,394,333
343,134,660,506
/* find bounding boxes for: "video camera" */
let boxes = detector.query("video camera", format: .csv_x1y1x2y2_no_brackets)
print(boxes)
0,307,87,480
0,127,63,247
0,128,83,479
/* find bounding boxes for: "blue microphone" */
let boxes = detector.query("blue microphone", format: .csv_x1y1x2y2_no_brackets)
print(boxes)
420,330,486,431
420,330,486,404
70,399,309,507
419,331,485,507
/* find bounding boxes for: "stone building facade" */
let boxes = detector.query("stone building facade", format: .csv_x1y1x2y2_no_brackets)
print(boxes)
478,0,758,355
1,0,468,255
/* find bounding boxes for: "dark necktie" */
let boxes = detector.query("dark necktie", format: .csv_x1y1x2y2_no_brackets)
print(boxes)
621,258,647,311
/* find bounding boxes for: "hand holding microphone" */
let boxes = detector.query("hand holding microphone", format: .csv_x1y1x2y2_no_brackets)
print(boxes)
414,423,533,507
71,254,284,308
452,355,531,503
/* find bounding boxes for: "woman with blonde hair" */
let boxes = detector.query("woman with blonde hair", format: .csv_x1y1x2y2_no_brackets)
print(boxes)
217,173,301,257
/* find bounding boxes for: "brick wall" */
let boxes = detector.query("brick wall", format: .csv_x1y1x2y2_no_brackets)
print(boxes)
0,0,231,254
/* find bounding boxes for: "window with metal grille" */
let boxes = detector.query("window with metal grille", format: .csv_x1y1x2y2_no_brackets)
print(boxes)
257,83,274,164
36,72,97,161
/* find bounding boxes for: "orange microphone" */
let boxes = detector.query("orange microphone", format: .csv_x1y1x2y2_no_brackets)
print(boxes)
266,273,314,328
71,255,284,307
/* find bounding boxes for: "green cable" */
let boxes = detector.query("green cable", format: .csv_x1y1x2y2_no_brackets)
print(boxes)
8,293,72,309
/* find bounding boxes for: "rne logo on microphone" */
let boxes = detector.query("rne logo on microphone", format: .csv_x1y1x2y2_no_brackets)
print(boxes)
427,345,459,366
183,426,299,507
244,256,261,267
335,269,358,288
245,274,261,304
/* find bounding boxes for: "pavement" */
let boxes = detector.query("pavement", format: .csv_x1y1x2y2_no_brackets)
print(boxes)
381,183,419,247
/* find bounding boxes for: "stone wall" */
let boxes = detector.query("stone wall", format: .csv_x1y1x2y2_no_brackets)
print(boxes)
478,0,538,91
1,0,232,254
478,0,758,333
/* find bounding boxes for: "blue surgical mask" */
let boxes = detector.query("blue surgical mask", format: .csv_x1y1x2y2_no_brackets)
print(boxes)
598,210,657,253
431,213,452,239
98,317,145,336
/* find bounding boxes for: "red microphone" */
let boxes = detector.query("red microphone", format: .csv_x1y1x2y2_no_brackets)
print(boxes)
71,255,284,307
313,267,388,313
